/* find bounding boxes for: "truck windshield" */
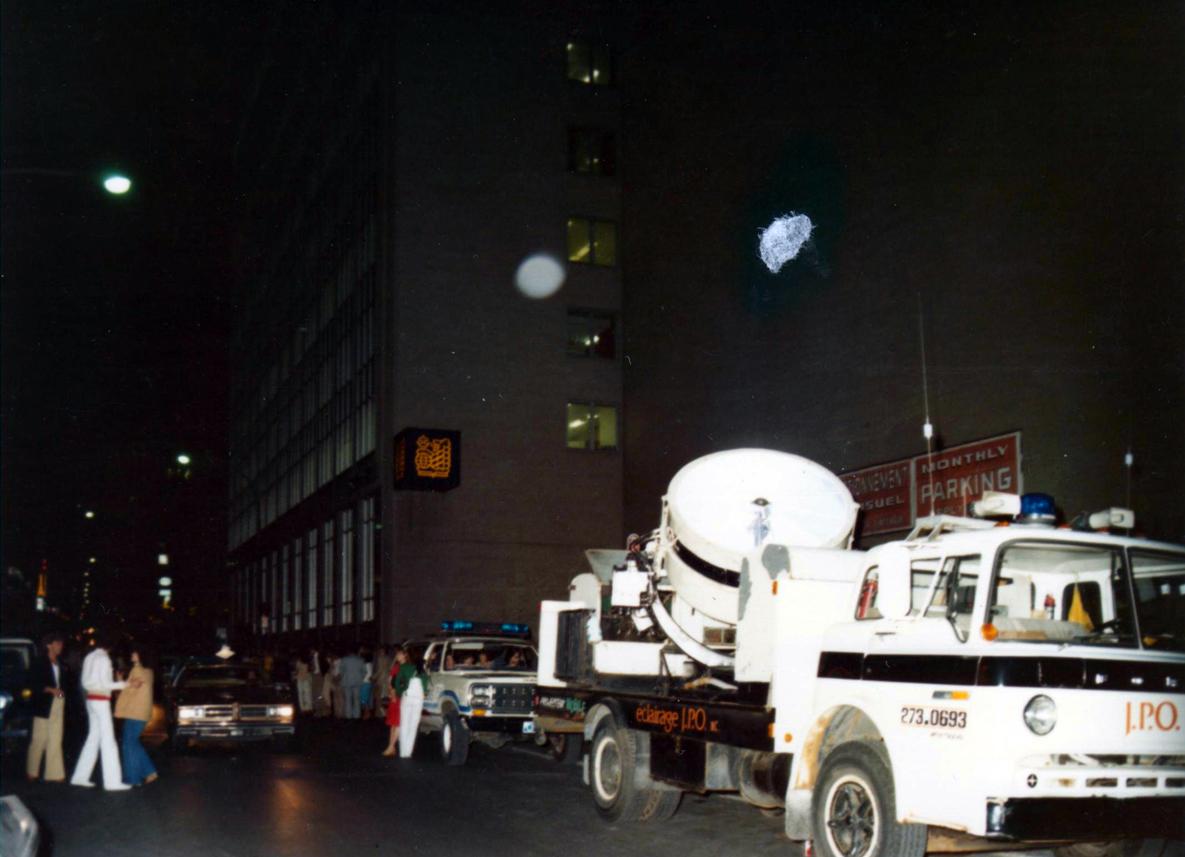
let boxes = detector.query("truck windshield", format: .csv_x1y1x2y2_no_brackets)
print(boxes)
1130,549,1185,653
991,541,1185,650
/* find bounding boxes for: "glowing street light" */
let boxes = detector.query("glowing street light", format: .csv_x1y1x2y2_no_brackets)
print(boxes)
103,174,132,194
176,454,191,466
84,510,95,519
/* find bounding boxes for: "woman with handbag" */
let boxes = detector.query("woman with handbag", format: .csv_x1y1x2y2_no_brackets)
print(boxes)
381,646,411,756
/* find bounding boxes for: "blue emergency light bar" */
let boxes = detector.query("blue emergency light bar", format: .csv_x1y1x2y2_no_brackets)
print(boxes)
1020,492,1057,522
440,620,531,638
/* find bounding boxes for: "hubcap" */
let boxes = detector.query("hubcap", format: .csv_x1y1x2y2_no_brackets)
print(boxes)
825,776,878,857
594,736,622,803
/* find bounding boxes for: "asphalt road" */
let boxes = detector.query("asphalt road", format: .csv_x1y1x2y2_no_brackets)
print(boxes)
0,716,1155,857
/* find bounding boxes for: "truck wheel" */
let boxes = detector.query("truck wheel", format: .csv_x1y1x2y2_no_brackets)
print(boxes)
439,709,470,766
548,732,583,764
590,719,681,822
812,740,925,857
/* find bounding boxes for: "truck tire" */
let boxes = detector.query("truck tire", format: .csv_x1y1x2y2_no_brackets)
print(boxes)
812,740,926,857
548,732,583,764
440,708,470,766
589,719,681,822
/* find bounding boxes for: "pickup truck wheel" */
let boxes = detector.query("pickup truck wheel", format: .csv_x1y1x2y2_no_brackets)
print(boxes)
439,709,470,766
548,732,583,764
812,740,925,857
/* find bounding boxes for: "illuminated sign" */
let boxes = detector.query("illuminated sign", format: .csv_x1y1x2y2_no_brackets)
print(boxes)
841,431,1022,537
394,428,461,492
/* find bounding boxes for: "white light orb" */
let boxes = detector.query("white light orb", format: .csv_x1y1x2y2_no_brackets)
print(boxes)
103,175,132,194
515,254,566,299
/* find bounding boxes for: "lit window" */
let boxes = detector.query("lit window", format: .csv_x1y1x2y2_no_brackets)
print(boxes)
567,217,616,266
568,127,616,176
567,402,618,451
567,40,612,86
567,309,616,359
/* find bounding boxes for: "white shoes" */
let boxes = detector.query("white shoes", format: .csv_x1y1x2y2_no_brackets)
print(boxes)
70,781,95,788
104,783,132,792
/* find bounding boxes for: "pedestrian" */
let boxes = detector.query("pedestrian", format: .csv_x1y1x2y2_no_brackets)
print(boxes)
382,646,414,756
338,646,366,720
294,652,313,714
26,632,68,782
310,648,329,718
359,647,374,719
70,631,138,790
372,645,392,718
398,654,427,759
113,646,158,786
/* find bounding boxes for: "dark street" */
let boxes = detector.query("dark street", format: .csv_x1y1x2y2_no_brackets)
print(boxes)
2,718,1077,857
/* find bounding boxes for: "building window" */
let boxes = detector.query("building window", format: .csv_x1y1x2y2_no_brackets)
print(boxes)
567,218,616,266
292,538,302,631
361,497,375,623
567,40,612,86
568,127,615,176
566,402,618,450
567,309,616,359
306,528,318,629
322,519,335,627
339,508,354,625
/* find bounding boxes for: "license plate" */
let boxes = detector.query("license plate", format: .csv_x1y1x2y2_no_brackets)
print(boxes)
521,721,535,734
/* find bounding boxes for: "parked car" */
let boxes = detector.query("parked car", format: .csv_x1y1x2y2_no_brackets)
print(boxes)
417,621,538,766
165,661,296,751
0,638,37,753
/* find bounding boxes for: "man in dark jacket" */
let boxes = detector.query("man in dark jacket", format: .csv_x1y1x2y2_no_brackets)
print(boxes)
26,632,67,781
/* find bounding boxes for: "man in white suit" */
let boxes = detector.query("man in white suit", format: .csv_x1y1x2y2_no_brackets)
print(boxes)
70,632,139,791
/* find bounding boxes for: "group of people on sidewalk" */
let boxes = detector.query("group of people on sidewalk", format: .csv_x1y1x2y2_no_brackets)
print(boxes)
25,631,158,791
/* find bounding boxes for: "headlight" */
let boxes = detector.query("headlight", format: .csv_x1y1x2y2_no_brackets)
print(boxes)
470,685,494,706
1023,695,1057,735
268,706,294,718
178,706,204,720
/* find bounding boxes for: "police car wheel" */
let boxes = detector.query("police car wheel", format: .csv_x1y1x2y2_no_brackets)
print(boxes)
812,740,925,857
440,709,469,766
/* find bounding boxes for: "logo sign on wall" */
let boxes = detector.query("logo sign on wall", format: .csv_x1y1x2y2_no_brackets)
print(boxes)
840,431,1022,536
394,428,461,492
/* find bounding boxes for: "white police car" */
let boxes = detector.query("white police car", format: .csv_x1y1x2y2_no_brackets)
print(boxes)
416,622,537,766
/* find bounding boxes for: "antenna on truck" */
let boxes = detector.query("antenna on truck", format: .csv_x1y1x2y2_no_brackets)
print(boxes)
918,293,935,515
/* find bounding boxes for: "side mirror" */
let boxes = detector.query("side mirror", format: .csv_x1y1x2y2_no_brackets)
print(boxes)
875,544,913,619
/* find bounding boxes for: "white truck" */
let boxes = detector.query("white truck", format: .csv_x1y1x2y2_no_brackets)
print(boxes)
535,449,1184,856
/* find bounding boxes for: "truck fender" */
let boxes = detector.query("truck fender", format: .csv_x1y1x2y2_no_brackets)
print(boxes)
784,705,885,842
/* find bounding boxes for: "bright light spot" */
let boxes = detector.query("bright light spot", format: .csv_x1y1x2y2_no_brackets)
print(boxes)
515,253,566,299
89,557,96,564
758,213,814,274
159,576,172,586
158,554,169,566
103,175,131,194
176,454,191,465
84,511,95,519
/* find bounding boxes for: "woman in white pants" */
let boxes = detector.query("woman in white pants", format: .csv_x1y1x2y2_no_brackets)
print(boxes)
71,634,138,791
398,659,426,758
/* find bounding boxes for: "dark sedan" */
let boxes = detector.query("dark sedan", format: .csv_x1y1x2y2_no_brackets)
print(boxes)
166,662,297,750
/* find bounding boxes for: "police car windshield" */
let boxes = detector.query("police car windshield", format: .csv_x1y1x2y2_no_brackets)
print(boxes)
442,641,535,671
179,665,263,687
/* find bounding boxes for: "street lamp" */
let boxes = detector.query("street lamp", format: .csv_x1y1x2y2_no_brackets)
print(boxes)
102,174,132,194
84,510,95,519
176,454,191,466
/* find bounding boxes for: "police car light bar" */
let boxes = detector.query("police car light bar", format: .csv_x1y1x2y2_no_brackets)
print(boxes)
440,621,531,638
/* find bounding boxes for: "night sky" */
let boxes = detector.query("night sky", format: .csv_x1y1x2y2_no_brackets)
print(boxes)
2,2,273,616
3,2,1183,626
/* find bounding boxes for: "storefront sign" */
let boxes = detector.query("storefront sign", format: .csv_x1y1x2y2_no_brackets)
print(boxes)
394,428,461,491
841,431,1022,536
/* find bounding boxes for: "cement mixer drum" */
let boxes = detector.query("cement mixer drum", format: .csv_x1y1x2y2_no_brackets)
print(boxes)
663,448,858,624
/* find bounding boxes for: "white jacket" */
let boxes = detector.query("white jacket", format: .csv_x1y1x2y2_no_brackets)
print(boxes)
80,648,127,695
